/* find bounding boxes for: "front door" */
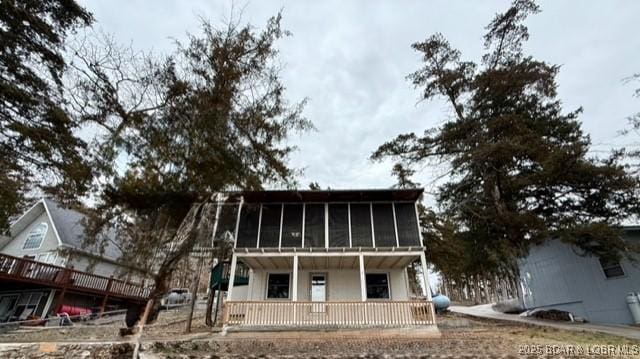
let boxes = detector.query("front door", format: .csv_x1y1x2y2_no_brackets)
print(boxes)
310,273,326,312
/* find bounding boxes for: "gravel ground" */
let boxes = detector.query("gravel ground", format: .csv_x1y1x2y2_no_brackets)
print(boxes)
0,311,638,358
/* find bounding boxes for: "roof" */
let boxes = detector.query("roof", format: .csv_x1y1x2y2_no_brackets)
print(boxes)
9,199,123,261
230,188,424,203
43,199,123,260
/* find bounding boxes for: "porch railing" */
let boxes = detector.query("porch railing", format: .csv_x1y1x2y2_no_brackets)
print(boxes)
223,301,435,327
0,253,152,301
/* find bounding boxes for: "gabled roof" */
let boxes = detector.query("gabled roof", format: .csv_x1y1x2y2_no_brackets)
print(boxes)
230,188,424,203
9,198,123,261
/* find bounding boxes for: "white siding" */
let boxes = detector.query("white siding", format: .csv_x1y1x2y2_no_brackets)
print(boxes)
2,205,142,282
519,238,640,325
244,268,410,301
1,211,59,257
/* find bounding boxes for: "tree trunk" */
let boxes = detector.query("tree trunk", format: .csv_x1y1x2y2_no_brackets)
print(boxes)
483,276,491,304
204,287,215,327
131,299,154,359
185,257,204,333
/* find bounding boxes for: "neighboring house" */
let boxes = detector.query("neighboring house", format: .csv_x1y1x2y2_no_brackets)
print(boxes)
0,198,148,323
519,227,640,325
220,189,437,334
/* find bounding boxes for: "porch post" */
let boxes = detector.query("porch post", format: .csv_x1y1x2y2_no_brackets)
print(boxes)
227,254,238,300
420,252,433,301
359,253,366,301
292,255,299,301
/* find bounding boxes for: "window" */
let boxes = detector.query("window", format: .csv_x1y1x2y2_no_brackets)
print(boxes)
259,204,281,248
329,204,349,247
23,223,47,250
281,204,303,247
365,273,390,299
599,258,625,278
394,203,421,246
266,273,290,299
36,252,57,264
0,295,19,322
372,204,396,247
304,204,325,247
13,292,44,320
350,203,372,247
236,204,260,248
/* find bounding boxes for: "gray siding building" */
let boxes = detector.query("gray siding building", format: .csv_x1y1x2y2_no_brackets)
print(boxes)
519,229,640,325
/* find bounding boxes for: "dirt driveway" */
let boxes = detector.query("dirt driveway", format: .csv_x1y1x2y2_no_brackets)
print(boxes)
0,312,638,358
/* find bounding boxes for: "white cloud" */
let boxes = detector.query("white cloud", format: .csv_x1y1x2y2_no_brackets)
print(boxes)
79,0,640,193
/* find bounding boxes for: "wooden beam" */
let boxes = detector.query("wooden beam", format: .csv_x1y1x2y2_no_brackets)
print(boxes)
420,252,432,301
292,255,299,301
359,254,366,302
227,255,238,300
389,255,405,269
234,250,424,258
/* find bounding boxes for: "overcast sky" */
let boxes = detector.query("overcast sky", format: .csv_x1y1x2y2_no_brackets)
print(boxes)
80,0,640,197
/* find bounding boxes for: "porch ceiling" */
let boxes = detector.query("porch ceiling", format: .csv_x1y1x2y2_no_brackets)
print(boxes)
238,254,418,270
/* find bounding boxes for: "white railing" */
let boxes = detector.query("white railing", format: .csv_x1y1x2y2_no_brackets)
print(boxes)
223,301,435,327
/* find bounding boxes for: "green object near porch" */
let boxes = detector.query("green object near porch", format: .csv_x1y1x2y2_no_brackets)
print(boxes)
209,261,249,291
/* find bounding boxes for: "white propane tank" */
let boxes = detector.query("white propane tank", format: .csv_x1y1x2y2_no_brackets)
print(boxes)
627,292,640,324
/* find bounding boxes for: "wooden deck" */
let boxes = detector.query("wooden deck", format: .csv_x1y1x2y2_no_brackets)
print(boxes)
223,301,436,328
0,253,151,302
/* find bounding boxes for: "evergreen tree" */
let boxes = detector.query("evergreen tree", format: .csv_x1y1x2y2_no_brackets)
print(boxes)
372,0,640,277
0,0,93,230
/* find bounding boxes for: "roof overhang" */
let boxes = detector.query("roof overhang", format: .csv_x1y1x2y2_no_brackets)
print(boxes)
227,188,424,203
234,247,424,270
9,200,46,238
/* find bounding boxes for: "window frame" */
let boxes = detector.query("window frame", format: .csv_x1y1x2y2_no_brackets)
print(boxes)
598,257,625,279
365,272,391,300
265,272,291,300
23,223,48,250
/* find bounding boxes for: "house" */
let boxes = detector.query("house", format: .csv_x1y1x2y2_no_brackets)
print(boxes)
219,189,438,335
518,227,640,325
0,198,149,323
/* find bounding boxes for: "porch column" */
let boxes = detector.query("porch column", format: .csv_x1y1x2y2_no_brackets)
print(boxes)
420,251,433,301
227,254,238,300
359,253,366,301
292,255,299,301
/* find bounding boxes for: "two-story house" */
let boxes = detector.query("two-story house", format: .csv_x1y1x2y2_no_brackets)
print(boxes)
220,189,438,336
0,199,149,323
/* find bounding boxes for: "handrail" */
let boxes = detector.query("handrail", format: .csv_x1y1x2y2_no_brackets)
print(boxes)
223,300,436,327
226,300,429,303
0,253,152,300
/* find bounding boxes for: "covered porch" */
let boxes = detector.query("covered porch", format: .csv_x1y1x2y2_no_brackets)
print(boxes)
223,248,436,329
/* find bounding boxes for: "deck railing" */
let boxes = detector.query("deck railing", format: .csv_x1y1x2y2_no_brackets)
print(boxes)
0,253,152,301
223,301,435,327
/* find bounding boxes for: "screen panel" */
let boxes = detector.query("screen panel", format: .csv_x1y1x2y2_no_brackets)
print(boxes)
259,204,282,248
329,204,349,247
304,204,325,247
394,203,421,246
372,203,396,247
236,204,260,248
215,203,239,242
350,203,372,247
281,204,303,248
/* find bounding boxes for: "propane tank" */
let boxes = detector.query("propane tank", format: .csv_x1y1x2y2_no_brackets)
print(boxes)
626,292,640,324
432,294,451,313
